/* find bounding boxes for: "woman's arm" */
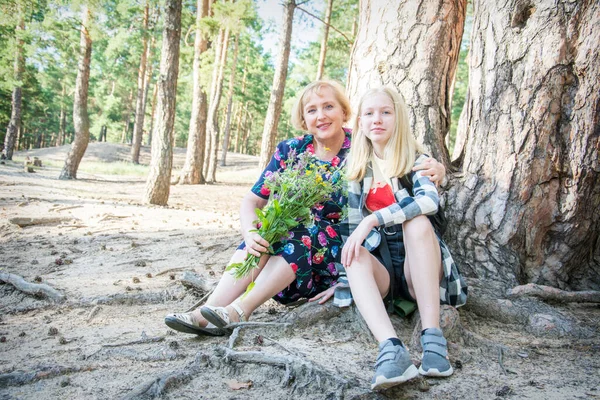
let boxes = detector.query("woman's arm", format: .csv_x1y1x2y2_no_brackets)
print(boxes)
239,191,269,257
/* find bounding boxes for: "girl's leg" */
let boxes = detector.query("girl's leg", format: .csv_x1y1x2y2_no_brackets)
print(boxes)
402,215,442,330
345,246,395,342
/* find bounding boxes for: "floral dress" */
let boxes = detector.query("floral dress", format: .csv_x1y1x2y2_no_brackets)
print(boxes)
237,130,352,304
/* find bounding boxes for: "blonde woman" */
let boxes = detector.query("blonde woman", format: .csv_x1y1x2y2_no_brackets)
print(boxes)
341,87,467,390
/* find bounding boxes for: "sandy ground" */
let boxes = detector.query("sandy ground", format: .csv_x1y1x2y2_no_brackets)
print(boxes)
0,143,599,400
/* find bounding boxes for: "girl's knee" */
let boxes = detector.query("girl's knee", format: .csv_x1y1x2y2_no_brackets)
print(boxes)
346,247,377,274
403,215,434,241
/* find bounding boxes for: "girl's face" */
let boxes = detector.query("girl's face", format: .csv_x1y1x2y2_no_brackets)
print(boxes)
302,86,346,142
359,92,395,150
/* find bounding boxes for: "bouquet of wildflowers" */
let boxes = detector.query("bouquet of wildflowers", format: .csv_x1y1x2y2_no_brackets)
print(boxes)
227,150,346,280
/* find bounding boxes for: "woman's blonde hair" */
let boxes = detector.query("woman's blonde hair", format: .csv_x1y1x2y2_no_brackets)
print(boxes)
291,80,352,130
347,86,423,181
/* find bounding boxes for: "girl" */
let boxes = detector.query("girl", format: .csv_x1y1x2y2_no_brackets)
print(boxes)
341,87,467,390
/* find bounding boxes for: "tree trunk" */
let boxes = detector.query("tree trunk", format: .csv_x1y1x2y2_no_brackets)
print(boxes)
258,0,295,171
59,8,92,180
233,52,249,154
58,83,66,146
140,36,155,148
143,0,182,205
220,34,239,167
205,28,230,183
179,0,209,185
3,17,25,160
147,82,158,146
315,0,333,80
445,0,600,291
131,0,150,164
347,0,466,168
121,90,133,144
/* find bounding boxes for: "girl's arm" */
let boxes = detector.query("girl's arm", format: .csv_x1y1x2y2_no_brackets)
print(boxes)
372,154,440,228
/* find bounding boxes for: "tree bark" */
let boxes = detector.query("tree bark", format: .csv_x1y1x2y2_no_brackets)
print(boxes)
59,8,92,180
205,28,230,182
3,17,25,160
347,0,466,167
258,0,295,171
143,0,182,205
179,0,210,185
131,0,150,164
140,36,155,147
147,82,158,146
446,0,600,291
58,83,66,146
315,0,333,81
220,34,240,166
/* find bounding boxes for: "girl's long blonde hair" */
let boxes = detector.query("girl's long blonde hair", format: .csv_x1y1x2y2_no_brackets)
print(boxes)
347,87,423,182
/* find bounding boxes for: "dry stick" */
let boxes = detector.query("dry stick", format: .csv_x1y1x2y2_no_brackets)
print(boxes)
0,272,66,302
50,205,83,212
9,217,72,227
155,266,188,276
507,283,600,303
0,365,96,387
102,335,165,348
185,288,214,312
114,258,166,267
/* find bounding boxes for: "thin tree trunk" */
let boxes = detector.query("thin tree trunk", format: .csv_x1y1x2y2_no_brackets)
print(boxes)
121,90,133,144
347,0,466,168
140,36,155,150
147,82,158,146
143,0,182,205
258,0,295,171
58,83,66,146
446,0,600,291
180,0,209,184
59,8,92,180
3,17,25,160
220,33,239,166
205,28,230,183
315,0,333,80
131,0,150,164
233,51,249,154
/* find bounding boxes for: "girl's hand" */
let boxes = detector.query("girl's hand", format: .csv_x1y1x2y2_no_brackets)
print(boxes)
243,229,270,257
341,215,377,267
308,284,339,304
412,157,446,186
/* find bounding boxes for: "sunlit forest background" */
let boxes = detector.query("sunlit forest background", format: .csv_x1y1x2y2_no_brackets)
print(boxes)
0,0,470,161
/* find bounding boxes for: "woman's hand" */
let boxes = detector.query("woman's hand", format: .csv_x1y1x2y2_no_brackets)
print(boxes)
239,192,269,257
341,215,378,267
412,157,446,186
308,284,340,304
242,229,270,257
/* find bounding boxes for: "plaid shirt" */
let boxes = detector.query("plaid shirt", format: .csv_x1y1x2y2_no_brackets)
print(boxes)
338,154,468,307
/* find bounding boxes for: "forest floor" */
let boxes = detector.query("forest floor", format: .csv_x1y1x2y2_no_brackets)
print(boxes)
1,142,599,400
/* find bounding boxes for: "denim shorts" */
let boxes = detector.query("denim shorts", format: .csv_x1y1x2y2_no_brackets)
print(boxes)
371,224,416,304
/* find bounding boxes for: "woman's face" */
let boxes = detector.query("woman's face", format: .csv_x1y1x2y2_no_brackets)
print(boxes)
302,86,346,142
358,92,395,150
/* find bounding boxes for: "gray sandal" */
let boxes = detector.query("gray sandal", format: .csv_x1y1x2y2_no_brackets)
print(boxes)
200,302,246,329
164,312,226,336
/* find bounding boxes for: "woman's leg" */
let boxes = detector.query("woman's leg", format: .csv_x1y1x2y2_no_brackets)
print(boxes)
402,215,443,330
345,246,395,342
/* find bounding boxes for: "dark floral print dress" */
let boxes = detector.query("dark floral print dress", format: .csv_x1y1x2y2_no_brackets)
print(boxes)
237,130,351,304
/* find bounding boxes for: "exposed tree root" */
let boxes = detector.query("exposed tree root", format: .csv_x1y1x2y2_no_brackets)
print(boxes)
78,289,184,307
8,217,74,227
507,283,600,303
0,365,95,388
278,300,346,328
0,272,66,302
179,270,213,293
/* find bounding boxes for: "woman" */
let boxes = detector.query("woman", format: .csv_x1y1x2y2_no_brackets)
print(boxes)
341,87,467,390
165,81,446,336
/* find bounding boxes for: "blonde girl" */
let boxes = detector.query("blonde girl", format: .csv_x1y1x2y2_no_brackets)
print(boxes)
341,87,467,390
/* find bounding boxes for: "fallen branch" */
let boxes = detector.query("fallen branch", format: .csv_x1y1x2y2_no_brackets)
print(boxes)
185,288,214,312
155,267,188,276
0,272,66,302
9,217,73,227
0,365,95,388
102,335,165,348
507,283,600,303
180,271,213,293
50,205,83,212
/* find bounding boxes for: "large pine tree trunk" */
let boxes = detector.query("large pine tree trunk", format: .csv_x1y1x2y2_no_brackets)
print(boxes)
220,34,240,167
179,0,209,185
446,0,600,292
347,0,466,167
144,0,182,205
3,17,25,160
315,0,333,81
205,28,230,183
59,8,92,180
130,1,150,164
258,0,295,171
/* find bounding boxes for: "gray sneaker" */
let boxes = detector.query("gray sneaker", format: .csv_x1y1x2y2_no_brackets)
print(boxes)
371,339,419,390
418,328,453,377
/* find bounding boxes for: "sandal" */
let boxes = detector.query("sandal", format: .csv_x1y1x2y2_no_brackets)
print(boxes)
200,302,247,329
164,312,226,336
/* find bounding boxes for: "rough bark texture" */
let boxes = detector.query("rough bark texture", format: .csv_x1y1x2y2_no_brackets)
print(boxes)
3,18,25,160
220,34,240,167
59,8,92,180
315,0,333,81
257,0,295,171
179,0,209,185
347,0,466,167
130,1,150,164
205,28,230,183
446,0,600,291
143,0,182,205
